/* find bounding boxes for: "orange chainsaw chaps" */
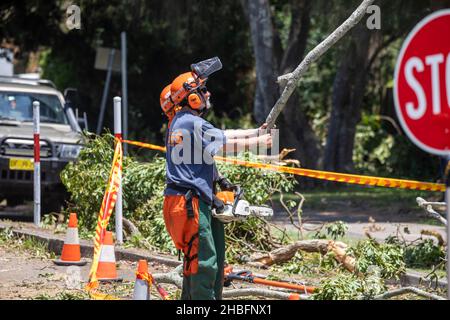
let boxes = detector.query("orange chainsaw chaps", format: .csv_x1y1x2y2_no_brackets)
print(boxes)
163,195,199,276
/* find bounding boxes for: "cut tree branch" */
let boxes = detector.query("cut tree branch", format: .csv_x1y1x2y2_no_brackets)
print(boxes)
373,286,445,300
416,197,447,226
152,266,311,300
152,265,183,289
249,239,355,272
222,288,309,300
265,0,375,128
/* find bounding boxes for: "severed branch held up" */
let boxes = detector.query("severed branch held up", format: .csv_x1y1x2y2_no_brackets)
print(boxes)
265,0,375,129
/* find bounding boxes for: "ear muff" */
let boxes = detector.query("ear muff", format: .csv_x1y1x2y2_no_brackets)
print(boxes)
188,93,202,109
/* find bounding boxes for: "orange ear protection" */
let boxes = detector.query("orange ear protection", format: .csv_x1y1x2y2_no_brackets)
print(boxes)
188,93,203,109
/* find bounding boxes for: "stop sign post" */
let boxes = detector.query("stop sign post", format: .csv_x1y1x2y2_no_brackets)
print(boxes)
394,10,450,299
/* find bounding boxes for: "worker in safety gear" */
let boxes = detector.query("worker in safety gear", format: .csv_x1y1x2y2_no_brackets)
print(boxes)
160,80,239,210
162,57,272,300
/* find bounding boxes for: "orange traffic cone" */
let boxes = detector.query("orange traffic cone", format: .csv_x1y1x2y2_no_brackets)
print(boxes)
96,231,121,282
54,213,87,266
133,260,150,300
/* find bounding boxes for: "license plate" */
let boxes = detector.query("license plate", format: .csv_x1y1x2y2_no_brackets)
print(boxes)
9,158,34,171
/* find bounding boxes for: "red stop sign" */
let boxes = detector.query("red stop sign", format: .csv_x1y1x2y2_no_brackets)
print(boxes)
394,10,450,156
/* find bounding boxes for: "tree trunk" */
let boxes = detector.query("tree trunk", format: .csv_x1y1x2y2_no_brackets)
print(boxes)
241,0,279,123
323,23,372,172
277,0,320,169
242,0,320,168
279,93,321,169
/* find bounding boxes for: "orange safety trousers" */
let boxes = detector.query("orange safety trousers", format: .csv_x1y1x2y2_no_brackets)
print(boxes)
163,194,199,276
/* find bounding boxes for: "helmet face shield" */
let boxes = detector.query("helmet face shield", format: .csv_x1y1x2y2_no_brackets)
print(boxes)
191,57,222,80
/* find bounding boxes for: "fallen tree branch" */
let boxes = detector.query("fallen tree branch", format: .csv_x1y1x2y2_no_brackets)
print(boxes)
249,239,355,272
278,191,303,233
222,288,309,300
416,197,447,226
122,218,141,237
373,286,445,300
327,241,356,273
152,265,183,289
421,229,446,246
265,0,375,128
152,266,311,300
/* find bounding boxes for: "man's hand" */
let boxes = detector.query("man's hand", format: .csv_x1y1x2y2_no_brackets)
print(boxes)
256,133,273,149
259,123,268,130
222,131,273,154
258,122,276,131
217,177,237,191
212,194,225,214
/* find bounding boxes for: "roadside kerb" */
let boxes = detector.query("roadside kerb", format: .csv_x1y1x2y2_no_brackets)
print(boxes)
0,221,181,267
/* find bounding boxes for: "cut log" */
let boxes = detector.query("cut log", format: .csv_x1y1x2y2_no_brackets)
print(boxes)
327,240,356,273
249,239,351,268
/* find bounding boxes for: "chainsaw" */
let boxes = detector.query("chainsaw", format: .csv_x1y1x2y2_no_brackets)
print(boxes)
212,186,273,223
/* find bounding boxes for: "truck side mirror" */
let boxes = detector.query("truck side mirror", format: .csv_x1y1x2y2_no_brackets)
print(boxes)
64,88,79,105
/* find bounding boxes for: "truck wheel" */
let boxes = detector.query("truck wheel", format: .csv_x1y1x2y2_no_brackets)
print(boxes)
42,198,65,214
6,196,24,207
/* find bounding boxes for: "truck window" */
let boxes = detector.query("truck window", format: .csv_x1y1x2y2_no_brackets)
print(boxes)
0,91,68,124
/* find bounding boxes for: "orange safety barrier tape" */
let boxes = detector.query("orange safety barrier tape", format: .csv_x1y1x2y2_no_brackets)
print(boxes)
122,139,445,192
122,139,167,152
215,156,445,192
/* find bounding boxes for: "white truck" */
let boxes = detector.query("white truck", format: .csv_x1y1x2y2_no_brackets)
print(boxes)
0,76,84,213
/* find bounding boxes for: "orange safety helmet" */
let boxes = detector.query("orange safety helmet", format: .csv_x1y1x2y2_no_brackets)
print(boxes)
170,72,207,110
160,84,175,114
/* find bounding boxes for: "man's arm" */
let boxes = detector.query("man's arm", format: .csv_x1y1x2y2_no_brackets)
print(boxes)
224,123,269,139
224,128,259,139
220,133,272,155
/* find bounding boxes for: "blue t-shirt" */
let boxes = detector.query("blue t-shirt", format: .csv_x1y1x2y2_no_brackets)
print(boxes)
164,110,226,204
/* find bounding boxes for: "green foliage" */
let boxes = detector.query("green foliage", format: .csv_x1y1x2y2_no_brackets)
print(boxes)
39,48,80,90
349,239,405,279
313,270,385,300
314,237,403,300
217,153,297,206
60,133,297,258
313,274,361,300
404,239,446,269
60,133,121,230
353,114,441,180
314,221,348,240
353,114,394,174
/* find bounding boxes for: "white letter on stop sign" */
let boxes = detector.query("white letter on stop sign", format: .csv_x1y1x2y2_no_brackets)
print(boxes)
447,52,450,109
425,53,444,115
404,53,450,120
405,57,426,120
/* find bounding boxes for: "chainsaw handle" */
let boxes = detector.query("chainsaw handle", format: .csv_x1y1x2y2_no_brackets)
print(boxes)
232,185,244,214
